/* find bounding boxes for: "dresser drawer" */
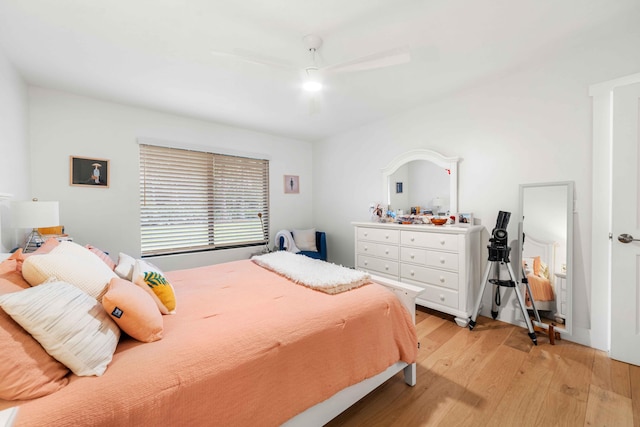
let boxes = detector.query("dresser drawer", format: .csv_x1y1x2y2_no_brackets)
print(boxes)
401,230,458,251
400,264,458,291
357,255,399,276
400,247,427,264
418,283,459,310
357,227,400,244
357,241,398,260
426,251,459,271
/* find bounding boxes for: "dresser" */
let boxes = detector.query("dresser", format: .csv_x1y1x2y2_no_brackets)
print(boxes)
354,222,483,327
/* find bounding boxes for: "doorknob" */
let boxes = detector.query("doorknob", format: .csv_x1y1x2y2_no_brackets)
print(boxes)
618,233,640,243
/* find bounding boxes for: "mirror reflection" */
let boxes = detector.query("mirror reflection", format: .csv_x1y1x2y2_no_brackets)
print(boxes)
382,149,459,216
518,182,573,333
388,160,451,215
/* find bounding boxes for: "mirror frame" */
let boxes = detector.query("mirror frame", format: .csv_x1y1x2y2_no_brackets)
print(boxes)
382,149,460,214
517,181,574,335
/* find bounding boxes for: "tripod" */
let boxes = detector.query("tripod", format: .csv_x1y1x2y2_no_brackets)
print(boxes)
468,212,541,345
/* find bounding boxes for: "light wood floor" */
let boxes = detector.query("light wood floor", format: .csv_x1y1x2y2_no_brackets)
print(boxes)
327,307,640,426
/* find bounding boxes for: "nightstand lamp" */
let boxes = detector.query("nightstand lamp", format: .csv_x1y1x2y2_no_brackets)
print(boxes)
12,198,60,253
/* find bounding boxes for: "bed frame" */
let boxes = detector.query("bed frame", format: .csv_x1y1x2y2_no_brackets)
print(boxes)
284,274,423,426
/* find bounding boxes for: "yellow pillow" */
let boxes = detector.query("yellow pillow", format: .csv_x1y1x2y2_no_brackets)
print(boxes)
132,260,176,315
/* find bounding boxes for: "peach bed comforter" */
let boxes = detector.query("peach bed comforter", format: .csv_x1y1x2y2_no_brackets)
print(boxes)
10,259,417,426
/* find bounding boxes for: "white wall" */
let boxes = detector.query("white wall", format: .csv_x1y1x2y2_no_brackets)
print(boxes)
0,49,29,252
313,24,640,348
28,88,313,271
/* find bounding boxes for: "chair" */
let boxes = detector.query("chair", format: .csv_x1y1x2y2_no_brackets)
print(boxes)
278,230,327,261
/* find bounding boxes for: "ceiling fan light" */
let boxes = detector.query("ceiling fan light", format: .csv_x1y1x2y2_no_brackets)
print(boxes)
303,80,323,92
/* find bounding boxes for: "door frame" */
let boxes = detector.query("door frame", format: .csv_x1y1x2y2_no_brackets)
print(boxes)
589,72,640,353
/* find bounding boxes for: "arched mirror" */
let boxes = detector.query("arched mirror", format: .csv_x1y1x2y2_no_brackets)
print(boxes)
382,149,459,215
517,181,574,334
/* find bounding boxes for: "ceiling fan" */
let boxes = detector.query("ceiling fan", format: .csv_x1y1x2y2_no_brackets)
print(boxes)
212,34,411,92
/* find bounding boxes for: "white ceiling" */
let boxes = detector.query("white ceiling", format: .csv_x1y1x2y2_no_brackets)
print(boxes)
0,0,637,142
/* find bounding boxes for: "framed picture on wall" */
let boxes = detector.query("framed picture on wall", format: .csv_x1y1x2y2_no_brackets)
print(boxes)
70,156,110,188
284,175,299,194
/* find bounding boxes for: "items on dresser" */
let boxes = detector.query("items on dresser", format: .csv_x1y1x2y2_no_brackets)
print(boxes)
353,222,482,326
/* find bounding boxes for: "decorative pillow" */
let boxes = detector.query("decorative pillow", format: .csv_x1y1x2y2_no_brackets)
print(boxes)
0,280,120,376
21,241,117,300
522,257,535,276
9,238,60,272
532,256,541,276
293,228,317,252
114,252,136,281
132,260,176,315
0,270,69,400
85,244,116,270
102,278,163,343
539,260,549,279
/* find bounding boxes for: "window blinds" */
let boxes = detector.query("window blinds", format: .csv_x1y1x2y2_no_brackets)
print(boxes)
140,144,269,256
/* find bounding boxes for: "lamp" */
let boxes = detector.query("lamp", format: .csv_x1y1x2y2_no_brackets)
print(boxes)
12,198,59,252
432,197,443,216
302,67,323,92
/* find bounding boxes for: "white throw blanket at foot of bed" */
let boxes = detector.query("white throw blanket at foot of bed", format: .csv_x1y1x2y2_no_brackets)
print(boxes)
251,251,370,294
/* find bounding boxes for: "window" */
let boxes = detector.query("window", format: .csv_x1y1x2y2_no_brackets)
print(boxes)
139,144,269,256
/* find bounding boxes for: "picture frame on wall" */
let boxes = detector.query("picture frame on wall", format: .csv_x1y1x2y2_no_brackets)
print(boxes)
396,182,403,193
70,156,110,188
284,175,299,194
457,212,473,225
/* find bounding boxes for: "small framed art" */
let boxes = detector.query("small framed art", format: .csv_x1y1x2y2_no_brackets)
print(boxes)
284,175,299,194
457,212,473,225
70,156,110,188
396,182,403,193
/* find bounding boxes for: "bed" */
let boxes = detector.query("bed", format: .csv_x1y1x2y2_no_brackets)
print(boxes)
521,235,557,313
0,242,421,426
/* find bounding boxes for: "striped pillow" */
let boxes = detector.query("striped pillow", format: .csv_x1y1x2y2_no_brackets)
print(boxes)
0,281,120,376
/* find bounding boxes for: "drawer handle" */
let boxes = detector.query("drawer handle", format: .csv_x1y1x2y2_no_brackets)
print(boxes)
364,261,368,266
439,257,445,264
410,253,415,259
440,240,445,245
439,294,445,302
385,249,389,255
410,237,415,242
364,232,368,237
364,246,368,251
385,234,390,239
410,270,415,276
439,276,445,283
385,264,389,270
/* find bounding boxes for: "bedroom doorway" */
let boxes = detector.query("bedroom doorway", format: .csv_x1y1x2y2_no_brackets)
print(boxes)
610,81,640,366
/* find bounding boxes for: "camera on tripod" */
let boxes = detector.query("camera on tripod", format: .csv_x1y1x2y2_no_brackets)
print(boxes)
488,210,511,262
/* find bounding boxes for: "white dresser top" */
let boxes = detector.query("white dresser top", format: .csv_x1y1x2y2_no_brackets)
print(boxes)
352,221,484,235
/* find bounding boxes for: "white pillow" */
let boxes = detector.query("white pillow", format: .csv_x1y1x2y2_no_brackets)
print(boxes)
0,281,120,376
114,252,136,281
22,241,117,300
293,229,317,252
522,257,535,276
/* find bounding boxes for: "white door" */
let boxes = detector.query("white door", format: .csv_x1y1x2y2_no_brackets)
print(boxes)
610,82,640,365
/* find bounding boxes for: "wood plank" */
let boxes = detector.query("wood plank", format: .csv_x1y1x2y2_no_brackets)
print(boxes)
585,383,634,426
486,334,560,426
631,364,640,427
592,349,631,398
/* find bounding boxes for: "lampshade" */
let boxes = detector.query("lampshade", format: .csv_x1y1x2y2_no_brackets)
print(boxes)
12,200,60,229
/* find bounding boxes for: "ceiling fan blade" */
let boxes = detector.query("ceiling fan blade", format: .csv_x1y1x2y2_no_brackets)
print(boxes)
211,48,294,70
322,46,411,74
